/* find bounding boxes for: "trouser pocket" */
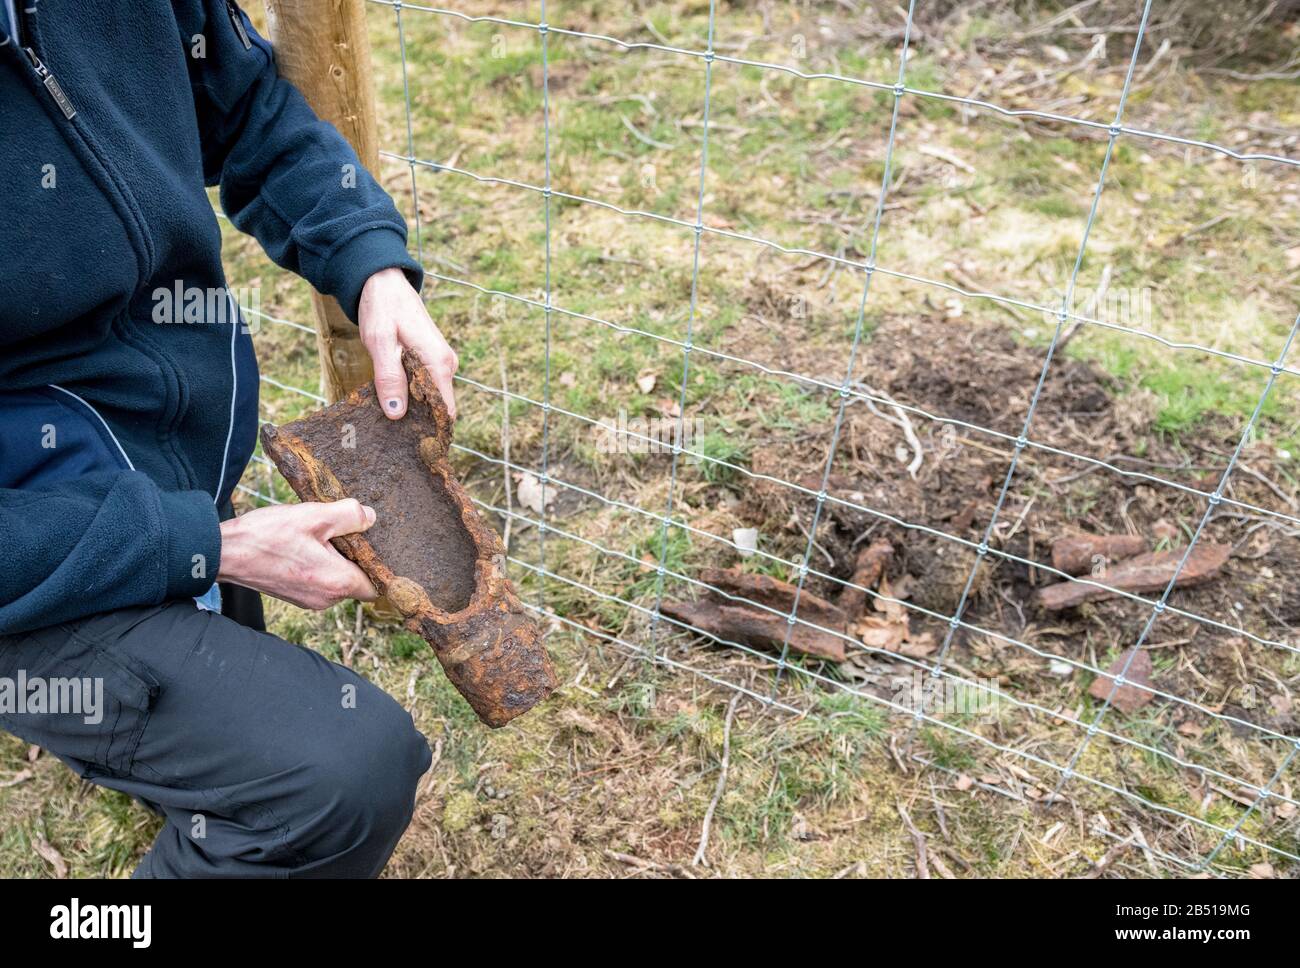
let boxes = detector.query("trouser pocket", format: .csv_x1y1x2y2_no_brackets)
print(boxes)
0,609,161,777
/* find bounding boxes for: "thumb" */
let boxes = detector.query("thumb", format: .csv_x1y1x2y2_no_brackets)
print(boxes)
366,328,408,420
315,498,377,539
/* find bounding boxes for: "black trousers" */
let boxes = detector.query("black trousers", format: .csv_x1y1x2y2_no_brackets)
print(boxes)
0,587,432,878
219,580,268,634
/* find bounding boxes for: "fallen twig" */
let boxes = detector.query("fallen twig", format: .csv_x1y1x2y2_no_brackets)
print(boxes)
693,691,741,867
896,803,930,879
1234,461,1298,511
853,382,924,478
1083,837,1135,878
620,113,675,151
917,143,975,173
606,850,696,878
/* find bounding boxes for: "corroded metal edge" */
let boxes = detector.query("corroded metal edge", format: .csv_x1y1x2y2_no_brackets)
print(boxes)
260,351,557,727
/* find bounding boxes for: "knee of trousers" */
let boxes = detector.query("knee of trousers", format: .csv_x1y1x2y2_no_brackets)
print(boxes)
281,682,433,872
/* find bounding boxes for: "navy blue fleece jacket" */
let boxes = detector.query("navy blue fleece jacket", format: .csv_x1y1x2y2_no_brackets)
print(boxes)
0,1,422,633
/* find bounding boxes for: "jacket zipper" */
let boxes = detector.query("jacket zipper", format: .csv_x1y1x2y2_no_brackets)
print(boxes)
17,4,153,279
226,2,252,50
16,4,191,486
23,46,75,119
14,3,239,492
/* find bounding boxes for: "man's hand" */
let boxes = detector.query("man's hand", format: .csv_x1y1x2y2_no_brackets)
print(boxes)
358,267,458,420
217,500,378,610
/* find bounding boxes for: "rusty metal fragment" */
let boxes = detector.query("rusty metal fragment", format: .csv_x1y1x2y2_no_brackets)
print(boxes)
260,351,557,727
835,539,895,618
698,568,848,627
1051,533,1148,576
663,567,850,661
1036,541,1230,611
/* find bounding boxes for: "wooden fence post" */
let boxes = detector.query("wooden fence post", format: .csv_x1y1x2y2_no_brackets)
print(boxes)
261,0,379,401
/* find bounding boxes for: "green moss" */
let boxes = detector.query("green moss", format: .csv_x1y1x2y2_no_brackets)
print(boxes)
441,790,481,834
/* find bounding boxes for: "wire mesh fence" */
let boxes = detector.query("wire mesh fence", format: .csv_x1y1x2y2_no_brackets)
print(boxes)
229,0,1300,876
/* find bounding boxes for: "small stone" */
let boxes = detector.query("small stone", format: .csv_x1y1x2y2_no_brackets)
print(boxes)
732,527,759,558
1048,659,1074,677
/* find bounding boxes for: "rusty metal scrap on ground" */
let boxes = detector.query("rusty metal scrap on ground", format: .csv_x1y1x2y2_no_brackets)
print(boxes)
1036,541,1231,611
661,541,898,662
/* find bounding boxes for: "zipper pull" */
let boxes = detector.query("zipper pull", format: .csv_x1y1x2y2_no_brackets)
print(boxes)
24,47,76,120
226,2,253,50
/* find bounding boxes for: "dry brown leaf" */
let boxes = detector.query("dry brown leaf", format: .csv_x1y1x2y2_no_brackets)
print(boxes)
891,574,915,600
32,834,67,878
655,398,681,418
0,769,33,789
855,615,907,651
857,575,935,655
898,632,938,658
515,472,556,516
872,577,910,622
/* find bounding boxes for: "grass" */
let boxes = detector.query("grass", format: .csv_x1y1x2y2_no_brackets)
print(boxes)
4,1,1299,879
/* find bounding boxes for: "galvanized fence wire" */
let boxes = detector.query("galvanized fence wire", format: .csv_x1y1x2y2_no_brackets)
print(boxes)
367,1,1300,171
240,374,1300,869
244,374,1300,764
236,470,1300,868
436,410,1300,744
770,0,918,696
372,255,1300,539
239,312,1300,872
380,152,1300,386
535,0,555,616
395,0,427,269
1059,308,1300,871
930,0,1162,694
230,1,1300,873
645,0,717,674
423,450,1300,816
451,364,1300,661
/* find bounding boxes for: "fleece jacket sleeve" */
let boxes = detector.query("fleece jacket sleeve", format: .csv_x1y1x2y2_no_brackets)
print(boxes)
187,1,424,321
0,474,221,635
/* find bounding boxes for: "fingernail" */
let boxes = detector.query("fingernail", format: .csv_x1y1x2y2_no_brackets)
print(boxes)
363,505,376,526
387,399,401,412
